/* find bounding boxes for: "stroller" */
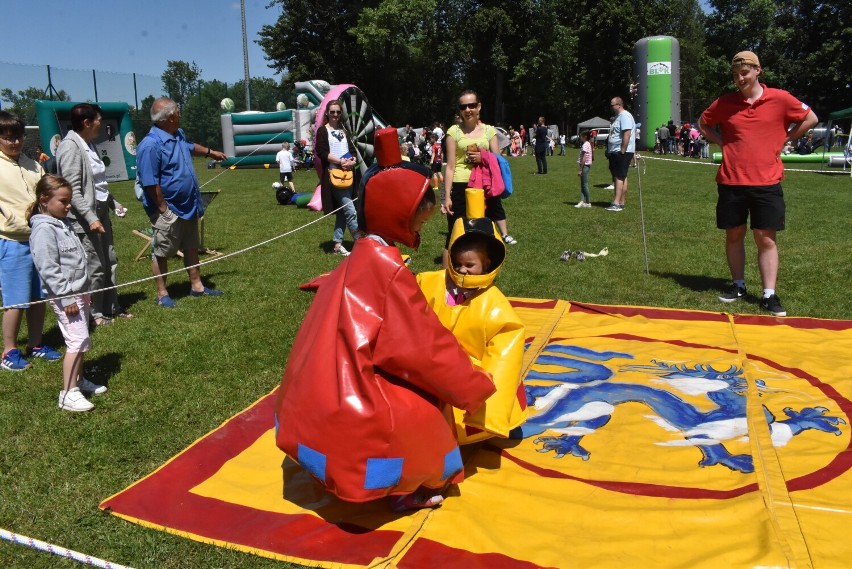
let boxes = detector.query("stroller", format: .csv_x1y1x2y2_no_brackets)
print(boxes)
292,140,313,169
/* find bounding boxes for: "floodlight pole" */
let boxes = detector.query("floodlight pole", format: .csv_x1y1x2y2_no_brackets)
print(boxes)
241,0,251,110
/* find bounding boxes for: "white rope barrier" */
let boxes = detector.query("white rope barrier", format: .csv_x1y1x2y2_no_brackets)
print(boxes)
1,120,362,312
0,200,352,312
0,528,134,569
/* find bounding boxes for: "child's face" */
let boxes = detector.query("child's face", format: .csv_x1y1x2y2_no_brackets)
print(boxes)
409,202,435,234
42,186,73,219
452,248,490,276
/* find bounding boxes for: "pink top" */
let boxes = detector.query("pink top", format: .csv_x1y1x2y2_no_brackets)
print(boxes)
578,141,592,166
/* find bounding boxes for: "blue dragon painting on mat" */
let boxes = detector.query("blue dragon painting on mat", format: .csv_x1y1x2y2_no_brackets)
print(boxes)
512,345,845,474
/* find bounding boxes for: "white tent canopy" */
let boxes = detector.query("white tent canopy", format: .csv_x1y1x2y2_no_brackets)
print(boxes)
576,116,611,135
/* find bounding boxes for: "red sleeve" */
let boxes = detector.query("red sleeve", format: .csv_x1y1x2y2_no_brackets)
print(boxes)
701,97,721,128
373,266,495,413
298,271,334,291
781,90,811,124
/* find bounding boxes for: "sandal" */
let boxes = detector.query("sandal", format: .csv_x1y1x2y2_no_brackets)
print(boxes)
111,312,134,320
93,316,113,327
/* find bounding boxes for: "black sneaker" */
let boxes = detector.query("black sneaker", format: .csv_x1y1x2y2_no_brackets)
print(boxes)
718,284,746,303
760,294,787,317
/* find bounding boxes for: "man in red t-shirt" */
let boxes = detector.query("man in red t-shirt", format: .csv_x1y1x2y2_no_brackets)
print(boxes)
698,51,817,317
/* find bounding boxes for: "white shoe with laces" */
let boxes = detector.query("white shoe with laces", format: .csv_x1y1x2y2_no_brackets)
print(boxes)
333,244,350,256
58,387,94,412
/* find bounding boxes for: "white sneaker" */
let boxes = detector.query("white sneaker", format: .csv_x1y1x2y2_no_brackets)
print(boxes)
333,244,350,256
502,234,518,245
78,377,107,395
58,387,94,412
574,202,585,208
582,202,592,208
605,184,615,190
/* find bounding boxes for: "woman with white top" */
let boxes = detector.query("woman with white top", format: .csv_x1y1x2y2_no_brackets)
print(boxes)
56,103,131,326
314,99,362,256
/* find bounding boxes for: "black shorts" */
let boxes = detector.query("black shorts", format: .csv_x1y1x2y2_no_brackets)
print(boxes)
445,182,506,247
716,183,785,231
279,171,293,183
607,152,633,180
431,162,443,173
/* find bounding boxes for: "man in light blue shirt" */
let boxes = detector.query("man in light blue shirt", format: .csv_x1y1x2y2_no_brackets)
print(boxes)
606,97,635,211
137,97,227,308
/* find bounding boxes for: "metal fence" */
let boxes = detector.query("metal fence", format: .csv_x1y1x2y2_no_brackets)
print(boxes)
0,60,165,109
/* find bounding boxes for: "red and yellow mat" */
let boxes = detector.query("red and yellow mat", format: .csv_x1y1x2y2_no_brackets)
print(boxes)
100,300,852,568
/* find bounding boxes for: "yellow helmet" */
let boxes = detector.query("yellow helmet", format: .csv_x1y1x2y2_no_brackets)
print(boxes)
447,188,506,289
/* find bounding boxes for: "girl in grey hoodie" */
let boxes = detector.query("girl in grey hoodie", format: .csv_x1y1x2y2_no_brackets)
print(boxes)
28,175,107,412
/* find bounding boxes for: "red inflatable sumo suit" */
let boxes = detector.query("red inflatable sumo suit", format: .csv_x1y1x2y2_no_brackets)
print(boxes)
275,127,495,503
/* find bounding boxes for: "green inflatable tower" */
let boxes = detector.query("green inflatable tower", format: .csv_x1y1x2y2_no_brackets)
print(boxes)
632,36,680,150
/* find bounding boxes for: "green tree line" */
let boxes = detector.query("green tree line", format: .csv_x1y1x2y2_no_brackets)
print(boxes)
257,0,850,130
2,0,849,148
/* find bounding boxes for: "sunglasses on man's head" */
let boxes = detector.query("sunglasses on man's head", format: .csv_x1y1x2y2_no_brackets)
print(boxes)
458,102,478,110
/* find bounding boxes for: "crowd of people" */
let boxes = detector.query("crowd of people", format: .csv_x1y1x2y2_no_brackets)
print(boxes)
651,120,710,158
0,97,226,411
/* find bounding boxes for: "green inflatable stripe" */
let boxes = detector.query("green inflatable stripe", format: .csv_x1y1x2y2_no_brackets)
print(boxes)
712,152,845,164
295,194,312,207
233,132,294,145
230,110,293,125
221,155,278,167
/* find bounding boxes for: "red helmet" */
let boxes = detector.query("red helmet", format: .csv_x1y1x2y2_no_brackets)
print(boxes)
358,127,433,249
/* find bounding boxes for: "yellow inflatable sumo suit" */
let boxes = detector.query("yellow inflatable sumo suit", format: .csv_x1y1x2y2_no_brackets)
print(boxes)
417,189,527,444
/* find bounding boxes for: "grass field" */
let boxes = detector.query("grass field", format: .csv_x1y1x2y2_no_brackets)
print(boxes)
0,150,850,568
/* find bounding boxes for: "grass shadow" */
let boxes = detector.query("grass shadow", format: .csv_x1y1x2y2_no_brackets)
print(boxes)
651,271,729,294
85,351,123,386
117,291,146,313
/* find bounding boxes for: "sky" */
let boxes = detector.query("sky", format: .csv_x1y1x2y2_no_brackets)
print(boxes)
1,0,283,105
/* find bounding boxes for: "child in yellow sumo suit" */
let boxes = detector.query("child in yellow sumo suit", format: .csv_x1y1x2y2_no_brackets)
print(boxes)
276,128,495,512
417,188,527,445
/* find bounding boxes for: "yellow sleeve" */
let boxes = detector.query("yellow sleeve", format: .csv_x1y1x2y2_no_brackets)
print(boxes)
452,288,527,443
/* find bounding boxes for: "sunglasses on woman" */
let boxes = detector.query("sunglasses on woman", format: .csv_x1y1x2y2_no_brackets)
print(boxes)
328,110,342,115
458,102,478,110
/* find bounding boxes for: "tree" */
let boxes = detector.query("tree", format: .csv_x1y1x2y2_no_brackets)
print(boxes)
703,0,852,115
181,80,230,149
162,60,202,107
231,77,283,112
265,0,852,134
130,95,156,140
258,1,371,87
351,0,459,124
770,1,852,113
0,86,71,126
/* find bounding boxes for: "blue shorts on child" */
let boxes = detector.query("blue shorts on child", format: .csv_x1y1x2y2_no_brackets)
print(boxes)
0,239,43,307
